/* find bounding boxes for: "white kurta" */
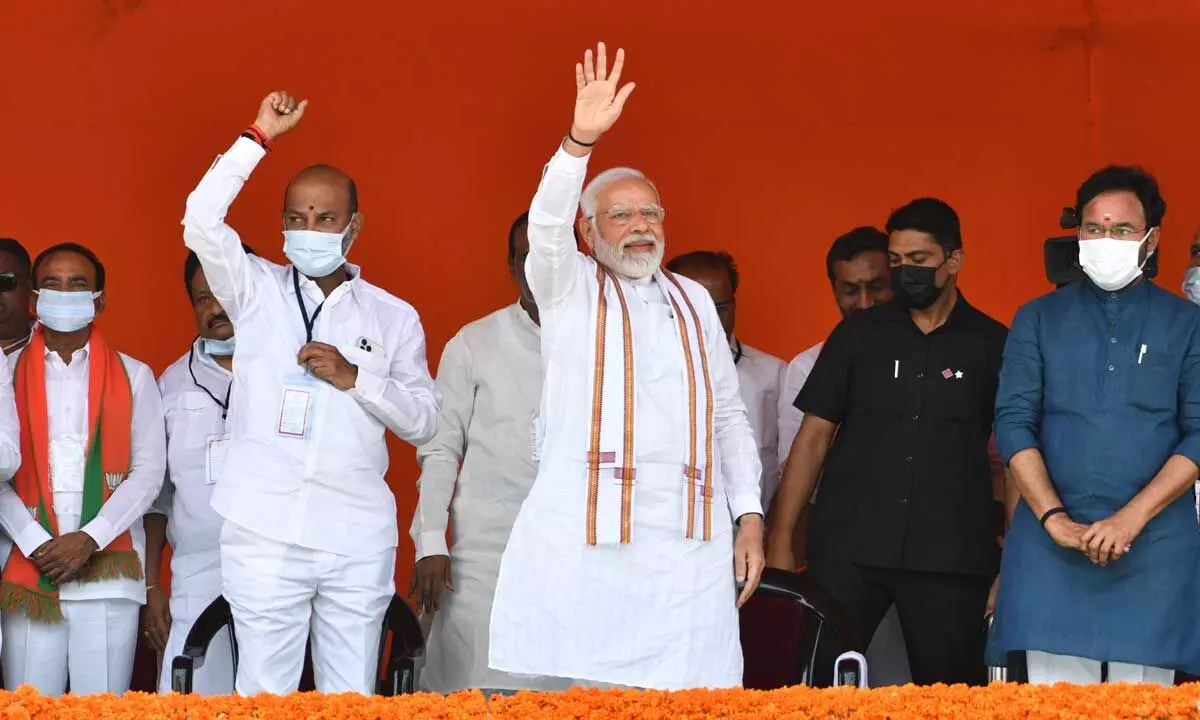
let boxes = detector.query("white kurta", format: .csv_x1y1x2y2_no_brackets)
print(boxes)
412,304,572,693
149,341,234,694
734,342,785,508
776,342,823,474
489,146,763,691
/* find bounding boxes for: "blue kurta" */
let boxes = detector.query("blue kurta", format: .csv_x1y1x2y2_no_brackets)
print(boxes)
988,278,1200,673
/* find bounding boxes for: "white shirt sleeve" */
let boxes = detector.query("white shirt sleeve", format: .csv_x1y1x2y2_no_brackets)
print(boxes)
777,348,820,470
81,362,167,549
0,351,41,556
411,333,474,560
708,310,763,522
349,306,441,447
524,146,590,309
181,137,267,323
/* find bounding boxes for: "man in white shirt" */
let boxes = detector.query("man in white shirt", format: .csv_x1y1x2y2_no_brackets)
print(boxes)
142,249,253,694
0,239,33,356
181,91,441,695
410,213,573,695
489,44,764,691
0,243,165,696
667,251,785,507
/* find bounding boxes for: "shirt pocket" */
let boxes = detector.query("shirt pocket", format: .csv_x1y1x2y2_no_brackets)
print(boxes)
173,391,216,450
1127,360,1177,414
344,341,389,380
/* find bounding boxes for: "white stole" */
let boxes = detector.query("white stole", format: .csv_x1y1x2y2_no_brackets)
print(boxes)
584,264,715,546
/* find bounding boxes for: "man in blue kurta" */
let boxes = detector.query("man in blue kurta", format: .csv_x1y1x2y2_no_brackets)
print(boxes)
990,165,1200,684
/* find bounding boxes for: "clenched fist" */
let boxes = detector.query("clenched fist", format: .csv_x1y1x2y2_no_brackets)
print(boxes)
254,91,308,141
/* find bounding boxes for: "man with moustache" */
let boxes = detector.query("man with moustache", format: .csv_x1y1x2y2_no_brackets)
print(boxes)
182,92,440,695
488,44,764,690
0,243,165,696
410,213,573,695
142,248,255,695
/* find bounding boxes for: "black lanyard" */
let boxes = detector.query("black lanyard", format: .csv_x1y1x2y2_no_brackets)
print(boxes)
293,268,325,344
732,339,744,365
187,343,232,420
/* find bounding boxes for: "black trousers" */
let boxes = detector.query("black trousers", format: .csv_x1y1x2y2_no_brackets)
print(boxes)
807,561,991,687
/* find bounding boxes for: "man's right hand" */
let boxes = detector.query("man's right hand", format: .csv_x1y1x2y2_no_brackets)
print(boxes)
141,585,172,654
1044,513,1089,551
568,42,636,149
254,91,308,141
408,555,453,615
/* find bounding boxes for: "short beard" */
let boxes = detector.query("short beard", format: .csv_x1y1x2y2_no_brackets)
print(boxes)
592,227,664,280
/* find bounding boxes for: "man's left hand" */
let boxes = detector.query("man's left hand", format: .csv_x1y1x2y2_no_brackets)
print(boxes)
298,342,358,391
733,514,765,608
1080,507,1147,565
33,531,99,585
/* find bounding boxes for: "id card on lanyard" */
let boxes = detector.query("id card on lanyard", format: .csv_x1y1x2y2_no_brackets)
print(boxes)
279,269,325,439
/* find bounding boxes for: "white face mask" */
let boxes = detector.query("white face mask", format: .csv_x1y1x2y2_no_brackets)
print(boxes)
35,289,101,333
282,215,356,278
1183,267,1200,305
203,335,236,357
1078,229,1153,292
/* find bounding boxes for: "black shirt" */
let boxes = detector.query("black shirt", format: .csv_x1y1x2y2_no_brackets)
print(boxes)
796,294,1008,576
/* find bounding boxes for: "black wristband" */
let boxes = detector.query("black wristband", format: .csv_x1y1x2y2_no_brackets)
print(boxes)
567,130,596,147
1040,506,1067,526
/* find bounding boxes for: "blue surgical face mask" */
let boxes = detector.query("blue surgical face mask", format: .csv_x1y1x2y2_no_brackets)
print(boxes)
282,216,356,278
1184,267,1200,306
203,336,236,357
36,289,100,333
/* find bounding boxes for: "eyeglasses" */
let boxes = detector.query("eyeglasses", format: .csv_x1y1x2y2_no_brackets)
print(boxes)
592,204,666,227
1079,224,1149,240
0,273,20,293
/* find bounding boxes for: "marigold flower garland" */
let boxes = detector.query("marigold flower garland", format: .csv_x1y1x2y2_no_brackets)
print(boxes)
1,682,1200,718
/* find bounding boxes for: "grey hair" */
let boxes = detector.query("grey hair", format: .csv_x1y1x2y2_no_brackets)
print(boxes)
579,167,658,218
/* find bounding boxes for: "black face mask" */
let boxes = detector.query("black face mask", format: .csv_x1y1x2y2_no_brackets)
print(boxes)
892,262,946,310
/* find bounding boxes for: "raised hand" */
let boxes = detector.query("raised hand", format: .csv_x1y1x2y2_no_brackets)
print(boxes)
254,91,309,141
570,42,636,146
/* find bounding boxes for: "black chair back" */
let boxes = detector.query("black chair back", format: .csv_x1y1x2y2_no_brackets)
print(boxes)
740,567,863,689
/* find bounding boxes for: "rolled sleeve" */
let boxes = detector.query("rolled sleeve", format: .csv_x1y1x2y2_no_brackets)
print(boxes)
993,304,1044,463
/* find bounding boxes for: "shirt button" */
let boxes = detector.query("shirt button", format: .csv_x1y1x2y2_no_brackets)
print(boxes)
905,455,913,462
899,498,909,504
916,372,924,379
912,414,920,421
1108,364,1115,372
1110,338,1117,344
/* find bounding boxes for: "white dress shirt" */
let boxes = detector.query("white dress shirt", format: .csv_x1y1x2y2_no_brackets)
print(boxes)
413,303,571,693
182,138,441,556
734,341,785,508
0,342,165,603
489,146,762,690
149,340,230,602
777,341,824,472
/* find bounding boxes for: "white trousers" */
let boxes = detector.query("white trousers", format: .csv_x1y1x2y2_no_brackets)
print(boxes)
157,596,236,695
1,598,139,696
1026,650,1175,686
220,521,395,695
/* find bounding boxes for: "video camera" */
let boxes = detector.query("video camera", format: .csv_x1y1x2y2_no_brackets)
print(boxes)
1045,207,1158,287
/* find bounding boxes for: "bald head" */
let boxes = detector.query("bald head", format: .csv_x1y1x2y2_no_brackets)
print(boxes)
282,164,361,239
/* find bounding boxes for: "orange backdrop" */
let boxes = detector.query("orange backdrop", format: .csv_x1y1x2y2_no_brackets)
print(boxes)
2,0,1198,593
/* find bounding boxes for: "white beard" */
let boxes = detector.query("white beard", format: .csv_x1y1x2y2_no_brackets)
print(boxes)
593,230,664,280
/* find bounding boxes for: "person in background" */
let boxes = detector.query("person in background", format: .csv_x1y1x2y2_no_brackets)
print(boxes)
182,92,440,695
142,248,254,694
989,166,1200,685
1182,229,1200,305
0,239,33,356
667,250,785,507
0,243,165,696
767,199,1007,686
489,44,764,690
410,213,574,695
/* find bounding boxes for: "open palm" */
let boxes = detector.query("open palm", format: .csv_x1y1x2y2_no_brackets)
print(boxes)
571,42,636,143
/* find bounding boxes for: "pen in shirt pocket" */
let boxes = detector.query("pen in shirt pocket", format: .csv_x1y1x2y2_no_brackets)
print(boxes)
1138,344,1147,365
